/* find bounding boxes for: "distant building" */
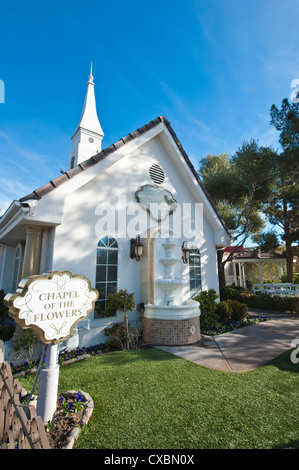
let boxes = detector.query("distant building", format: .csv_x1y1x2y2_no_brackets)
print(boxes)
224,247,286,287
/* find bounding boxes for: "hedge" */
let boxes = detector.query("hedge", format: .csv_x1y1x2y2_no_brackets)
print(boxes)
220,286,299,313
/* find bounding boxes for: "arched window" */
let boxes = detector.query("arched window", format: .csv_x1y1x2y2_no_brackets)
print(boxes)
95,236,118,318
189,248,202,298
12,247,21,292
70,156,75,169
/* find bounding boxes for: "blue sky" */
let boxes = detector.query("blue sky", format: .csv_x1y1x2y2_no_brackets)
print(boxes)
1,0,298,237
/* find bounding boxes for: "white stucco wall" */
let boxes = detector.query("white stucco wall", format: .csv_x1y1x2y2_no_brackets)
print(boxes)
40,133,222,348
0,245,16,293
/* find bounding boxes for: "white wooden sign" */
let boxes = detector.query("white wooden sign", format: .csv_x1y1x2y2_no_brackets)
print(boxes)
5,271,98,344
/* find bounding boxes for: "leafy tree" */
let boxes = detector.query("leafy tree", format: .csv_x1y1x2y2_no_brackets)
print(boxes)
105,289,136,350
270,98,299,151
251,231,280,253
199,98,298,285
199,143,277,287
265,98,299,282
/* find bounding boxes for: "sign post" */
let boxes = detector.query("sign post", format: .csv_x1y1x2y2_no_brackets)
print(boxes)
5,271,98,423
36,343,60,422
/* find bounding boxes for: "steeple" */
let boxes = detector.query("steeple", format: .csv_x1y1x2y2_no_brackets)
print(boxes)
68,64,104,169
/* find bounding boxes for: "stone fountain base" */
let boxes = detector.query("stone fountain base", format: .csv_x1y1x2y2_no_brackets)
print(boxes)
142,316,201,346
140,233,201,346
142,300,201,345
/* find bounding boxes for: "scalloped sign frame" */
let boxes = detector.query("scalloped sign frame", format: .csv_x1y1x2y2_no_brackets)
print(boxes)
135,184,178,222
4,271,99,344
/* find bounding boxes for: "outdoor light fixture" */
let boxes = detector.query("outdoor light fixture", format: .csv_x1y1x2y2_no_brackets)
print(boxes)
130,235,144,261
181,241,190,264
137,302,145,315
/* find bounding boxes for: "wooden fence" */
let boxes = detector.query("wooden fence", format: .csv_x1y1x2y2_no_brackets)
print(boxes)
0,361,51,449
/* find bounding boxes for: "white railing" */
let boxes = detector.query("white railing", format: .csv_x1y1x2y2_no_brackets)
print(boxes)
253,283,299,297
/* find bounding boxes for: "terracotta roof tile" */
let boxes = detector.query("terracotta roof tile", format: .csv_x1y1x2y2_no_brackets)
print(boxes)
65,165,82,179
79,158,96,171
145,121,155,131
130,130,141,139
102,144,116,156
51,173,70,188
121,134,133,144
138,124,148,135
92,151,106,164
34,182,56,199
113,139,125,150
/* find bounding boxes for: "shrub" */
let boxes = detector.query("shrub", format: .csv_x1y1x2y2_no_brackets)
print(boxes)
228,300,248,321
284,297,299,313
12,329,36,362
238,292,254,304
220,285,246,301
193,289,219,329
105,289,136,317
272,296,299,313
0,289,15,342
216,301,233,323
233,292,299,313
248,293,274,310
105,290,136,349
104,323,141,350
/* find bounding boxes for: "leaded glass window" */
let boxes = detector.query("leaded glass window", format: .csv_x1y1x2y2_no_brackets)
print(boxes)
12,247,21,292
189,248,202,297
95,236,118,318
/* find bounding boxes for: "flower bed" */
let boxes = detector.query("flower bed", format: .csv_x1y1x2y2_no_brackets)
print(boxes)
46,390,94,449
10,342,113,376
201,313,269,336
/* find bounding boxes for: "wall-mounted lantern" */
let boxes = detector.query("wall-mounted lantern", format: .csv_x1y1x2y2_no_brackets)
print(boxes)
181,241,190,264
130,235,144,261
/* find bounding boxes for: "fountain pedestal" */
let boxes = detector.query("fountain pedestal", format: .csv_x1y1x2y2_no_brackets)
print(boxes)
142,235,201,345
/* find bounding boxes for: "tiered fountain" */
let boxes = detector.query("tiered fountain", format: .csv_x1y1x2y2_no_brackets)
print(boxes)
142,234,201,345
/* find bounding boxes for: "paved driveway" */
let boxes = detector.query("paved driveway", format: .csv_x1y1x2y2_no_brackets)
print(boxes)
155,311,299,372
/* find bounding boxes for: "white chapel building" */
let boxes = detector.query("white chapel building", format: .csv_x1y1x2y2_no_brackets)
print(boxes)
0,69,230,356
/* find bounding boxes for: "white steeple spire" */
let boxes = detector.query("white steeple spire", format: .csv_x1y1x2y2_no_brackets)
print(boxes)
68,64,104,169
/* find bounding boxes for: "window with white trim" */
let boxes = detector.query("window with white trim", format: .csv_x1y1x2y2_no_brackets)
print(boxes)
95,236,118,318
12,247,21,292
189,248,202,297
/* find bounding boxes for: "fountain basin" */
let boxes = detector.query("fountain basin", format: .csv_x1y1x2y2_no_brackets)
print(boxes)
144,299,200,320
156,278,187,290
143,299,201,345
160,257,180,265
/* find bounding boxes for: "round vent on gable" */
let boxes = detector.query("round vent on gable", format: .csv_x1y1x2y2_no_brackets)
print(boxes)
149,164,165,184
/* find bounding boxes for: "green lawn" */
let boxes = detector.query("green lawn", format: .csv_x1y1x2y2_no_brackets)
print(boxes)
20,348,299,449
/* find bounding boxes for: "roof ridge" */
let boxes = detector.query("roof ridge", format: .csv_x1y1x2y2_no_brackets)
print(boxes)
20,116,166,202
19,115,227,231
